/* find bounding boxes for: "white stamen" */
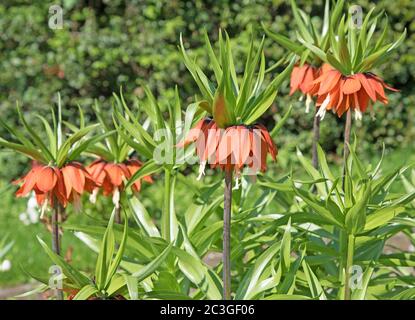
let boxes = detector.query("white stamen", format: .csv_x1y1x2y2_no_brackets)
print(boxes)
316,106,327,120
89,188,99,204
305,94,312,113
112,187,120,209
40,198,48,219
197,161,206,180
298,95,304,102
321,94,331,110
316,94,330,120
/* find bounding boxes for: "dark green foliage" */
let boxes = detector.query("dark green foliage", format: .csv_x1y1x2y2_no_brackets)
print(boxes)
0,0,414,177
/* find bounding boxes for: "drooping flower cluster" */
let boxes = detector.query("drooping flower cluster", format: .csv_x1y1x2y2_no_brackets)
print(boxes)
290,63,319,96
290,63,333,113
267,0,404,122
179,118,277,179
87,159,153,207
14,162,96,211
14,157,154,211
313,70,398,120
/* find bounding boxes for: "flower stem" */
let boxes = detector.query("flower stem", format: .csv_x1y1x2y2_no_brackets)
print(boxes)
162,169,172,242
223,169,233,300
114,205,122,224
344,234,355,300
340,108,352,299
312,110,321,170
52,199,64,300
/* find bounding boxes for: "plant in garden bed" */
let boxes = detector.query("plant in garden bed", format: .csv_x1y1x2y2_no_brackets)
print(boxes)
111,86,229,299
261,141,415,299
78,100,153,224
263,0,345,169
0,96,109,299
113,86,194,242
179,30,294,299
292,6,406,299
32,209,128,299
296,4,405,167
61,175,223,299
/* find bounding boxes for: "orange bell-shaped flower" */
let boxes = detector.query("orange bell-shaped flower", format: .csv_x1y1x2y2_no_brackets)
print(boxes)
178,119,277,179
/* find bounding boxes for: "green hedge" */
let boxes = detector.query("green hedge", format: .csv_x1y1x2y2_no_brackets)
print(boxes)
0,0,414,179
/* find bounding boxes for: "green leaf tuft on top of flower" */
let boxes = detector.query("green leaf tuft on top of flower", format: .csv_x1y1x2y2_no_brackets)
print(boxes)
299,5,406,76
263,0,345,68
0,95,100,168
180,30,294,128
0,95,106,209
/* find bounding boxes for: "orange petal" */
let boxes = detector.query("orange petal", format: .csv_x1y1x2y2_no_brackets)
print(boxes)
357,88,370,112
177,119,207,148
256,124,277,161
105,164,128,187
317,70,342,95
203,122,220,162
239,126,251,166
342,77,361,95
290,65,307,95
62,164,85,197
355,73,377,102
15,168,40,197
216,128,232,164
36,167,57,193
249,129,263,172
53,168,67,207
299,66,316,94
367,75,386,101
87,160,106,186
227,127,242,168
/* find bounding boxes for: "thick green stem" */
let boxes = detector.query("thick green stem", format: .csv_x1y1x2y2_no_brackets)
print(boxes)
337,230,346,299
342,108,352,187
223,169,233,300
162,169,172,241
312,110,321,170
52,199,64,300
344,234,355,300
339,109,352,299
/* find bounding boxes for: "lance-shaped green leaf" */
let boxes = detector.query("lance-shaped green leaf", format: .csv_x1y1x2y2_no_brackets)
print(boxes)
56,123,99,167
105,210,129,290
132,244,172,283
94,208,116,291
16,103,55,161
302,260,327,300
293,186,344,228
0,138,47,163
128,195,161,237
364,206,405,231
73,285,99,300
236,240,282,300
280,218,292,273
181,31,292,128
37,236,90,288
243,58,294,125
345,181,372,235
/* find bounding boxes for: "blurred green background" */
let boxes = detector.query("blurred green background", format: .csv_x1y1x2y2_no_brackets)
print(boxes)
0,0,414,289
